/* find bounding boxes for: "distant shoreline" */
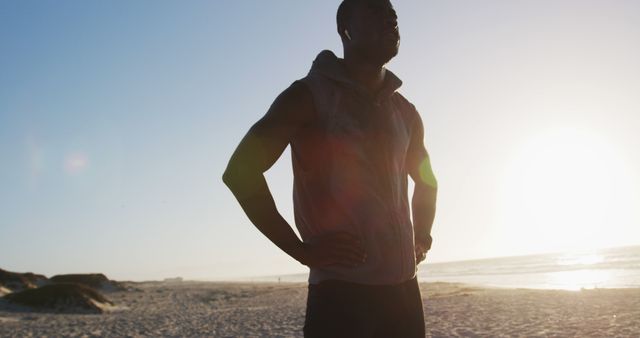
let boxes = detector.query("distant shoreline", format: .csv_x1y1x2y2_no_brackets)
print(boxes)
214,245,640,291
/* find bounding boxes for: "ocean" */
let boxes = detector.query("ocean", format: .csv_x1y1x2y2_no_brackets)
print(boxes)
263,245,640,290
418,245,640,290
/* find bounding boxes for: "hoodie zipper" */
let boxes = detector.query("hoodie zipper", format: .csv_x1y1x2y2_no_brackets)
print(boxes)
372,100,406,280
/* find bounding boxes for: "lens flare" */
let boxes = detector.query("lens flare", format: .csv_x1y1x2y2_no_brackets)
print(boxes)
64,152,89,174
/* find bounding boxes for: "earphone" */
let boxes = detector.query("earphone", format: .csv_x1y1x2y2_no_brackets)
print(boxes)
344,29,352,41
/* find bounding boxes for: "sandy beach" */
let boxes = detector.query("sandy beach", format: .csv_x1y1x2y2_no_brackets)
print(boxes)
0,281,638,337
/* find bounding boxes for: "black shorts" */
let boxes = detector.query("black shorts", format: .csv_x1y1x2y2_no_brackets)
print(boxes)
303,276,425,338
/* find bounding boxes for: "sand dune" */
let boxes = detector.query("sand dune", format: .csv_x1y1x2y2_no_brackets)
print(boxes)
0,269,124,293
0,281,638,337
0,286,11,297
3,283,115,314
50,273,126,292
0,268,47,291
0,269,128,317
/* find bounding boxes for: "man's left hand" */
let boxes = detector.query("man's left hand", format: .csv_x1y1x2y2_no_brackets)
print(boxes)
415,242,428,265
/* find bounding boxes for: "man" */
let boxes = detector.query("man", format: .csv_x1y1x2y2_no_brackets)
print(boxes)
223,0,437,337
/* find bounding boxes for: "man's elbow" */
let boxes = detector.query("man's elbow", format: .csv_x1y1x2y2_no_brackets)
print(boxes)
417,182,437,195
222,162,263,193
417,159,438,190
222,165,241,190
413,170,438,191
222,170,230,186
414,179,438,201
428,180,438,192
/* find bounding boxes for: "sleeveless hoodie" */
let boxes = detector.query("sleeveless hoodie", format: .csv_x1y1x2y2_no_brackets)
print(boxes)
292,50,419,285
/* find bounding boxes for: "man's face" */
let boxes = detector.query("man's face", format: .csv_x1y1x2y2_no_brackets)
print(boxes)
347,0,400,64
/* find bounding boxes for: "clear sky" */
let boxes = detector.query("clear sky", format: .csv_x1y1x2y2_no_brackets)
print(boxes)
1,0,639,281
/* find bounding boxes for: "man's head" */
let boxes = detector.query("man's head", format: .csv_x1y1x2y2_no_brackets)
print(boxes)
337,0,400,65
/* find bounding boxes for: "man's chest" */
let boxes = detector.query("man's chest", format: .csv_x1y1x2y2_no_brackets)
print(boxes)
325,96,411,162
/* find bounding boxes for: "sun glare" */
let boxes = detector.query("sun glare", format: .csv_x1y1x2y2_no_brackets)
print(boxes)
500,127,632,252
546,269,612,291
556,253,604,266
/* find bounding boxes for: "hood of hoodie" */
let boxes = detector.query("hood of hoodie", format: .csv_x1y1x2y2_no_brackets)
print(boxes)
308,50,403,102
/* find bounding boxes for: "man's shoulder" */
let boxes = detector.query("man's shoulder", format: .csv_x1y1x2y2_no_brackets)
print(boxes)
265,79,316,128
282,79,313,103
391,91,420,124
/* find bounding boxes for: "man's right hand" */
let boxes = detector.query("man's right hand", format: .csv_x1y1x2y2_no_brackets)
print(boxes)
297,232,367,269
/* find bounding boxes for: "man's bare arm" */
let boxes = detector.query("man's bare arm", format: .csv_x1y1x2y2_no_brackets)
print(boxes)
222,82,366,268
406,110,438,263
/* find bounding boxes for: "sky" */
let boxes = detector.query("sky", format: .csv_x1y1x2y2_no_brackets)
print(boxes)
1,0,639,281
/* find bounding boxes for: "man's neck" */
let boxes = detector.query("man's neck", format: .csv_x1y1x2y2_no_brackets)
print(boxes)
342,50,387,96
